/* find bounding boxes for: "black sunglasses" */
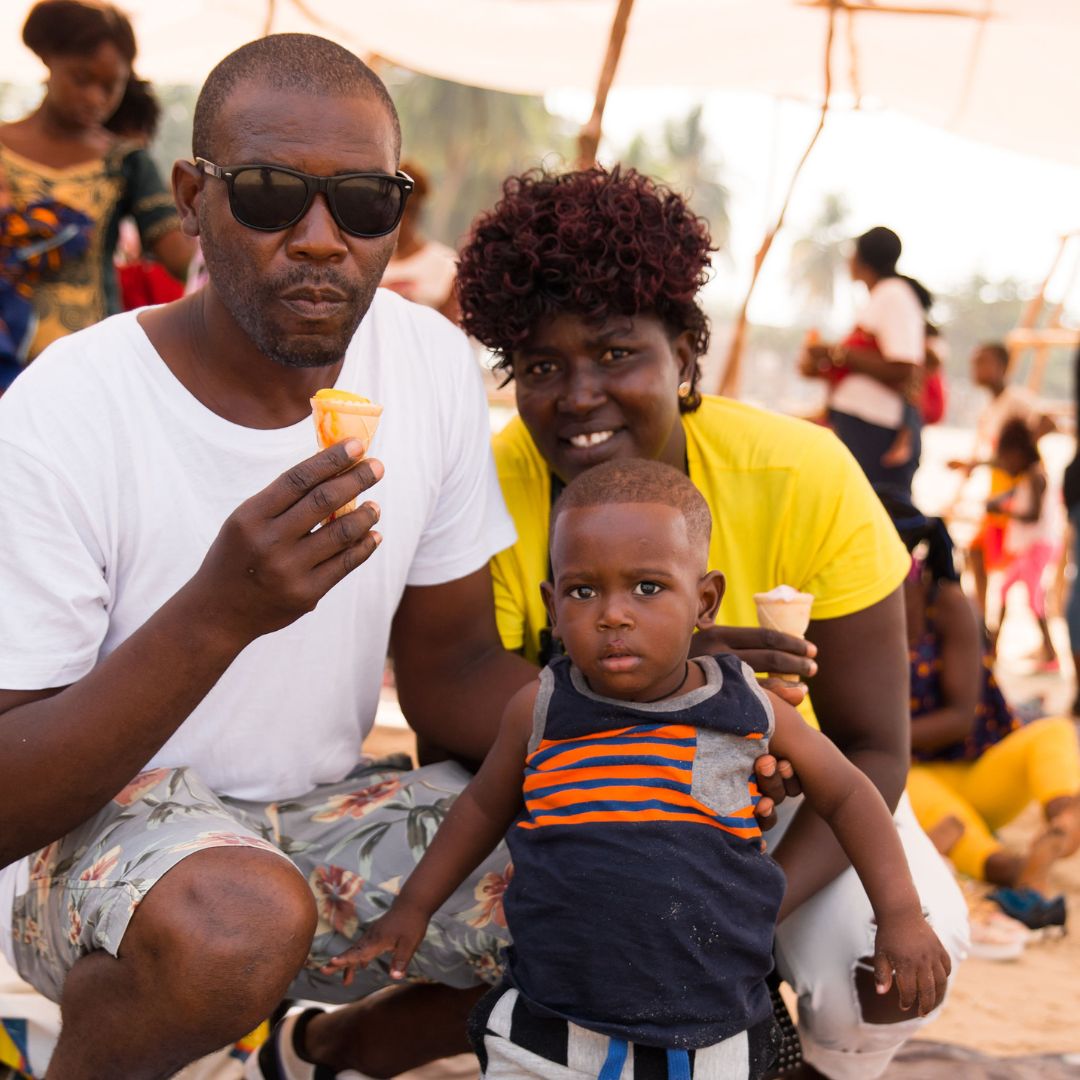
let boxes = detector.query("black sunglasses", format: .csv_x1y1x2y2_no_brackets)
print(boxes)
195,158,414,238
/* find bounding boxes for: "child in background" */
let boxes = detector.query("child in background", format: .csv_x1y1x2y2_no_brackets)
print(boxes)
989,418,1060,668
325,459,951,1080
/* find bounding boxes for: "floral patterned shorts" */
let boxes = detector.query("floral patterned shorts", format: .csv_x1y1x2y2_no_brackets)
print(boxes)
10,760,512,1004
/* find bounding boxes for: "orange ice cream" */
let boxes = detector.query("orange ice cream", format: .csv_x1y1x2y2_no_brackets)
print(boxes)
310,389,383,521
310,388,383,453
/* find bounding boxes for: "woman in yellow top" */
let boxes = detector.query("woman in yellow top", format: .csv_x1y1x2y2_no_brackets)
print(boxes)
455,166,969,1080
0,0,192,364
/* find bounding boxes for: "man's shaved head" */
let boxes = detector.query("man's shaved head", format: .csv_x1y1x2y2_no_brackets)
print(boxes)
192,33,401,161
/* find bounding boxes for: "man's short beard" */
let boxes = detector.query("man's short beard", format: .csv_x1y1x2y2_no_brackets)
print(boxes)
249,301,369,369
199,214,383,369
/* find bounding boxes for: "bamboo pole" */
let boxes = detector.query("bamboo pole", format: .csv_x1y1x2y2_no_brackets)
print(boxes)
576,0,637,168
718,1,839,398
797,0,989,18
1016,234,1069,334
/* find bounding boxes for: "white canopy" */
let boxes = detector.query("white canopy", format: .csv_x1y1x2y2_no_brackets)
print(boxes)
3,0,1079,165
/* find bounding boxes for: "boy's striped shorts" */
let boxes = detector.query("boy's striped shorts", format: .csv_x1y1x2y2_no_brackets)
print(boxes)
468,984,779,1080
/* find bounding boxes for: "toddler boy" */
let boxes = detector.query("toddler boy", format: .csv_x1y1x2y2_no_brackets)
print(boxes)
326,459,950,1080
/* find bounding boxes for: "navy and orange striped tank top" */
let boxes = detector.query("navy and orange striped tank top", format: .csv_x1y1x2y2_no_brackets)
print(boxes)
503,653,787,1051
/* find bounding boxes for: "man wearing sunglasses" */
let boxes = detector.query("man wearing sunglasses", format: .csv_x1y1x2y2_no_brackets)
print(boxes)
0,31,548,1080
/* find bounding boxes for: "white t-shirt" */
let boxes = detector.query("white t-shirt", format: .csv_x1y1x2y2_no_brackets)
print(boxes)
0,290,514,964
830,276,926,429
380,240,457,309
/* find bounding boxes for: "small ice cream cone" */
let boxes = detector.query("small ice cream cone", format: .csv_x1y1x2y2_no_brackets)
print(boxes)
310,389,383,520
753,585,814,683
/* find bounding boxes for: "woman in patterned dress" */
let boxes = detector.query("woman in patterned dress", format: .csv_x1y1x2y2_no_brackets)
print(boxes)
0,0,192,365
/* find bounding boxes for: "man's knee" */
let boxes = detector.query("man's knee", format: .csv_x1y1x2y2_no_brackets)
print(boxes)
123,846,316,992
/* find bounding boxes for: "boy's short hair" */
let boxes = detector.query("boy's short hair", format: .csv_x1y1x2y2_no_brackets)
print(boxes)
552,459,712,556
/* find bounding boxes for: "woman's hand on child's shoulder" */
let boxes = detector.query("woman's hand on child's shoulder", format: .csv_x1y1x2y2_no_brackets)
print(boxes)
872,909,952,1017
691,625,817,705
320,903,429,986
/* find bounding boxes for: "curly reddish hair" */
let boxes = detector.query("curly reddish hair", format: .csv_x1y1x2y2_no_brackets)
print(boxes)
457,166,715,411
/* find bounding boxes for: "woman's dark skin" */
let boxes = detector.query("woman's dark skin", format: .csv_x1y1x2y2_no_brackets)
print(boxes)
0,41,193,278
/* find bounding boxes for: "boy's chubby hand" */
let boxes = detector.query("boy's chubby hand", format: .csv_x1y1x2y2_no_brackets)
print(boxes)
750,755,802,829
872,909,952,1017
320,904,428,986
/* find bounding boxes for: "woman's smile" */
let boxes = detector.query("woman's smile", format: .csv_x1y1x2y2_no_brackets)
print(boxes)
567,430,615,449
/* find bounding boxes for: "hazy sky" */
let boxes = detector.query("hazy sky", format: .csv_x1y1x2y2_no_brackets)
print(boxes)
553,87,1080,328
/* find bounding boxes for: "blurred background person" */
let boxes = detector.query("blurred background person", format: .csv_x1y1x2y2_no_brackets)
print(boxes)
1065,343,1080,716
921,322,948,426
800,225,930,500
0,159,93,389
948,342,1056,618
0,0,192,370
987,418,1061,668
105,77,186,311
894,505,1078,932
379,159,458,320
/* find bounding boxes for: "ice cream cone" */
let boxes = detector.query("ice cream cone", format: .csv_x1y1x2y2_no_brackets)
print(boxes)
311,389,383,452
310,389,383,520
754,586,814,683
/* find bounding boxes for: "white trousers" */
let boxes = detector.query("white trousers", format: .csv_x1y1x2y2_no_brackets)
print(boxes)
772,793,970,1080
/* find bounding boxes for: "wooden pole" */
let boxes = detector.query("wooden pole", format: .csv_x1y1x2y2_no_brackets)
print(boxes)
718,0,839,398
797,0,989,19
576,0,637,168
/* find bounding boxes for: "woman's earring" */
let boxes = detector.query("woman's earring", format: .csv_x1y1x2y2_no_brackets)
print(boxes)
678,380,692,399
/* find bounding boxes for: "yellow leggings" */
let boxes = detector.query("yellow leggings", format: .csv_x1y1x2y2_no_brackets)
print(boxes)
907,717,1080,880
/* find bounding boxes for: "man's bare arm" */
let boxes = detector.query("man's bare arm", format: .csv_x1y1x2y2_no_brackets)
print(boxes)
390,567,537,765
0,443,382,868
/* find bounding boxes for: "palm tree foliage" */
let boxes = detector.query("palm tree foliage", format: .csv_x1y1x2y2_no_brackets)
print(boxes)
385,68,574,248
618,104,730,251
788,192,851,312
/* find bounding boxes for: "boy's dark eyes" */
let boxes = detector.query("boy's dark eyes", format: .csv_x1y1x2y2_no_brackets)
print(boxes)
567,585,596,600
633,581,664,596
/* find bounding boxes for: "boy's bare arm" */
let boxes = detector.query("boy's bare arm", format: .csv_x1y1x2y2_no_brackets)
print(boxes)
767,690,952,1016
323,681,536,980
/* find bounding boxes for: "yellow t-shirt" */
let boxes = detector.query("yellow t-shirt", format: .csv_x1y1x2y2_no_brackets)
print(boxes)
491,395,910,666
